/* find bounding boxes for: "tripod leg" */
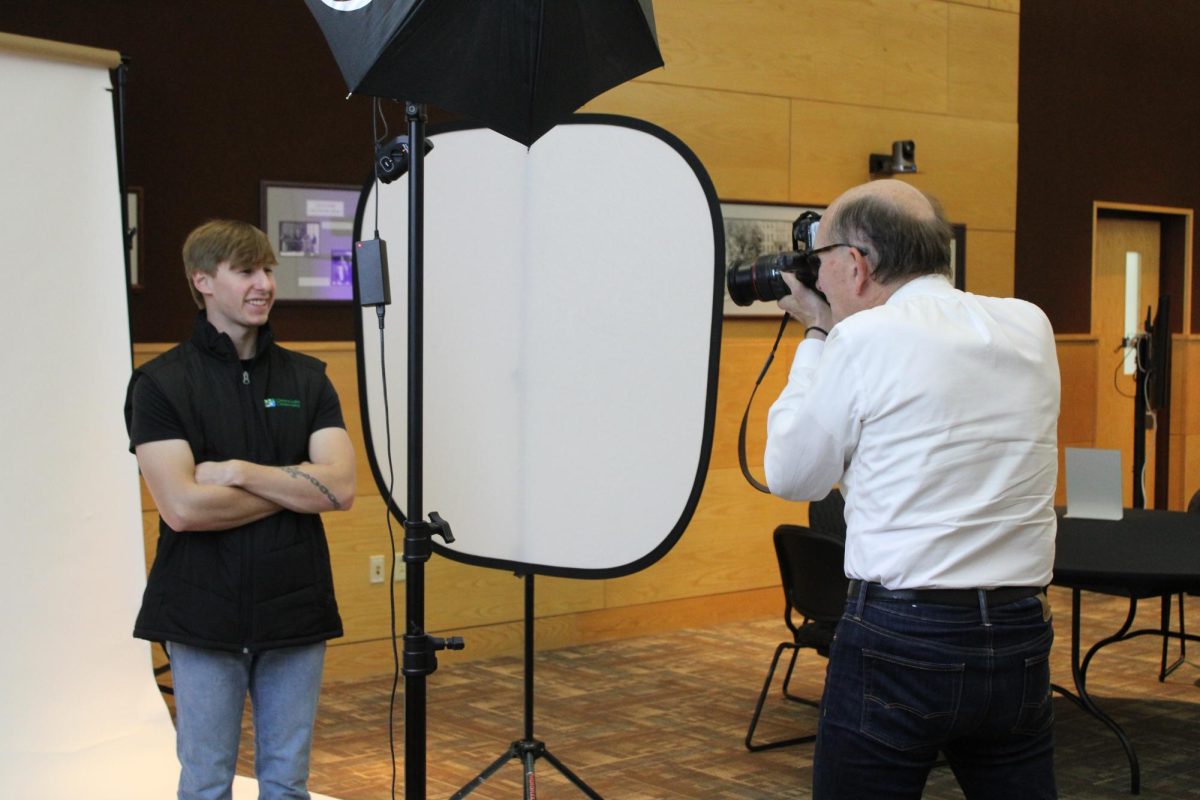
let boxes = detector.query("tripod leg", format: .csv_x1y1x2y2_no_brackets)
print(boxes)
451,744,519,800
541,747,603,799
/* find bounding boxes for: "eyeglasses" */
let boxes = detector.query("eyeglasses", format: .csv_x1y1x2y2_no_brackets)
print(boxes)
803,242,869,272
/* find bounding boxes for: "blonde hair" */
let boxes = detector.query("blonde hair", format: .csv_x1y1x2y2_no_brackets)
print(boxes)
182,220,277,309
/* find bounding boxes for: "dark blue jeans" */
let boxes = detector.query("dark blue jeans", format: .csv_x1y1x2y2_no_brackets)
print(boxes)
813,585,1057,799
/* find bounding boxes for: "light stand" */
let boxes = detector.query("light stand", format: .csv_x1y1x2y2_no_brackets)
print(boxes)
1130,305,1186,681
396,99,464,800
1132,328,1148,510
452,574,602,800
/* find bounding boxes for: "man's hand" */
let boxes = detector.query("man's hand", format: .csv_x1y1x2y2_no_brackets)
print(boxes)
778,271,833,333
205,428,356,514
136,441,281,532
195,459,245,487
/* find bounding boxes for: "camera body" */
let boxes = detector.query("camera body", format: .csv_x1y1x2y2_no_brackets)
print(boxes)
726,210,825,306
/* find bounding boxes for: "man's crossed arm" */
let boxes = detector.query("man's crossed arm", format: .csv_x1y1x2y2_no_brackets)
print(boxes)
136,427,356,532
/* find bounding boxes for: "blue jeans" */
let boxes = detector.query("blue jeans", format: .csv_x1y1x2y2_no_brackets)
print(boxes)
168,641,326,800
813,586,1056,799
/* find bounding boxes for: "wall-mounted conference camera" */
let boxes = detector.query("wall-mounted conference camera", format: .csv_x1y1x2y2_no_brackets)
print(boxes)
869,140,917,175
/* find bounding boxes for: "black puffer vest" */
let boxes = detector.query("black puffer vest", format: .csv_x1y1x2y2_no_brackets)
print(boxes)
126,315,343,652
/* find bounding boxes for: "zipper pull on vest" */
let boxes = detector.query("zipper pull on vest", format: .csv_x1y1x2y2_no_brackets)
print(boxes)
242,370,250,385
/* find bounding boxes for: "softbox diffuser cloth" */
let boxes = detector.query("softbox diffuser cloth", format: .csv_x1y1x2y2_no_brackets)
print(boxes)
356,116,722,577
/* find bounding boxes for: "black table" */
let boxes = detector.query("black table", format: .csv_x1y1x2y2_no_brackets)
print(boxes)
1052,508,1200,795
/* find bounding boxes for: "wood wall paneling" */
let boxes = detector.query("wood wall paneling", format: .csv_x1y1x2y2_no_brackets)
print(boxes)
963,230,1015,298
604,467,794,608
581,81,791,203
947,3,1019,122
1056,339,1099,446
952,0,1020,9
1054,338,1099,506
710,323,803,471
1183,338,1200,436
647,0,950,114
787,99,1017,229
1185,432,1200,506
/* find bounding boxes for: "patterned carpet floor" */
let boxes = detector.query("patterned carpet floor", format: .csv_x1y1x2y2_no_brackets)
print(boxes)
231,586,1200,799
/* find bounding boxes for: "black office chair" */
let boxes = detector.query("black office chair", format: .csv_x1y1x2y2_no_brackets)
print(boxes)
808,487,846,542
745,524,848,751
1159,488,1200,680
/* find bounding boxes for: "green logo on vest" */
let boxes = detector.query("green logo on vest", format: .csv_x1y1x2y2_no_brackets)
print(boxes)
264,398,301,409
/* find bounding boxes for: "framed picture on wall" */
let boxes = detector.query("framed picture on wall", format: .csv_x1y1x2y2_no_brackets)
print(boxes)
260,181,362,302
950,223,966,291
721,201,823,317
722,204,969,314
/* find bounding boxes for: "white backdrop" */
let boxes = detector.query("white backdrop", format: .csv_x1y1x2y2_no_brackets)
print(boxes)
357,119,723,575
0,43,180,798
0,39,337,800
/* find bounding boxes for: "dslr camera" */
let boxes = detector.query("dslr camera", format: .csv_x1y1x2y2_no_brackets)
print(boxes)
726,210,826,306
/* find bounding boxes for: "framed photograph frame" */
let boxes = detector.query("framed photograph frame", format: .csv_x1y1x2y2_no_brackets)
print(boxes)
721,202,969,315
950,223,966,291
260,180,362,302
721,201,822,317
126,186,143,289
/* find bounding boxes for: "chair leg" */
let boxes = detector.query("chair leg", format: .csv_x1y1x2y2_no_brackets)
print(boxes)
745,642,818,752
1159,593,1187,682
779,642,802,701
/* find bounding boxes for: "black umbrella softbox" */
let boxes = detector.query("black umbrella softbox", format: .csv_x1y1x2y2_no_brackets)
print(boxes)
305,0,663,146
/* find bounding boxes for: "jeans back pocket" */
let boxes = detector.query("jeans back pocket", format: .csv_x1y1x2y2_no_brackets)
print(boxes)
1011,652,1054,735
861,649,964,751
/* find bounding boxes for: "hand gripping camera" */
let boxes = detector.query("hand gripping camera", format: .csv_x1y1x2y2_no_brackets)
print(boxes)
725,210,826,306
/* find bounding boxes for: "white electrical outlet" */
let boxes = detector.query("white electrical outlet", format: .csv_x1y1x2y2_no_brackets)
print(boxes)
394,552,406,582
369,554,385,584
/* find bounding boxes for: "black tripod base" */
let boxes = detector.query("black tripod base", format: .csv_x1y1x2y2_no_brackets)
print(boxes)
451,739,602,800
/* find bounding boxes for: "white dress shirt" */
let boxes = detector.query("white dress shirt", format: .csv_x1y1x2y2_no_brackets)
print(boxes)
765,275,1060,589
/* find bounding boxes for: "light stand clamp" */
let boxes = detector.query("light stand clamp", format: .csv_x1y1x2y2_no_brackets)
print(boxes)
402,632,465,677
402,512,464,678
403,512,455,562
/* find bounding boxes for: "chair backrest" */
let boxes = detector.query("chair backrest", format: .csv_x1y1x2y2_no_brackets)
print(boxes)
808,488,846,542
1188,489,1200,515
773,524,849,625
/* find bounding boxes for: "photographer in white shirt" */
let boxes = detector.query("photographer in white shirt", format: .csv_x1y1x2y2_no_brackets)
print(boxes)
766,179,1060,800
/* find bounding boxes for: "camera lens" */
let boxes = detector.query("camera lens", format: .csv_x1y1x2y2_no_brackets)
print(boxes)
726,252,826,306
726,256,790,306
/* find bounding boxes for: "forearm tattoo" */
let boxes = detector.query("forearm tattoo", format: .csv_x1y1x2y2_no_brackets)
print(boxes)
281,466,342,510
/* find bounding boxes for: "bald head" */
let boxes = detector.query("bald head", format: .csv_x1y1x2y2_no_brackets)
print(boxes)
834,179,937,220
823,179,952,285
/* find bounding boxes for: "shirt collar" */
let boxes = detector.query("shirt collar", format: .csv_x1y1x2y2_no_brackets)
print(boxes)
191,310,274,362
885,273,955,306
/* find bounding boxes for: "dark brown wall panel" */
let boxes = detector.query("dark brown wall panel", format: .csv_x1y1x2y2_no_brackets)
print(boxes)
0,3,444,342
8,3,1199,338
1017,0,1200,333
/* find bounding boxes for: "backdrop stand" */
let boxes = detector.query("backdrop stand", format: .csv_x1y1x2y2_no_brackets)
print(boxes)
453,574,602,800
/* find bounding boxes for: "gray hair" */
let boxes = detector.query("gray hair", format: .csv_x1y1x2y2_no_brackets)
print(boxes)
827,192,953,284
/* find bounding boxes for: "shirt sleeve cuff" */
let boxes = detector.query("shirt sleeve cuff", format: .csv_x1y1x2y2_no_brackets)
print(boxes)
789,337,824,377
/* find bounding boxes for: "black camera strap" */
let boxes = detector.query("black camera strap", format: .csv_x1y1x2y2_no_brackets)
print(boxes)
737,313,791,494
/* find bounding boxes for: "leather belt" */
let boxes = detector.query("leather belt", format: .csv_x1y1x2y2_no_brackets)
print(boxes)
847,579,1043,607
